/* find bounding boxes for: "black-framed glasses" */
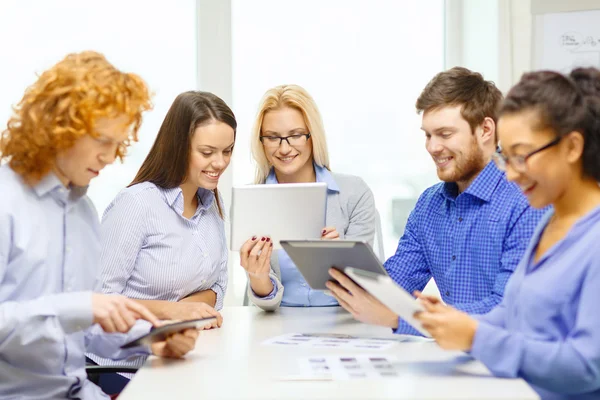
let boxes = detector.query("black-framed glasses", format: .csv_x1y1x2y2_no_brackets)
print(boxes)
259,133,311,148
493,136,562,173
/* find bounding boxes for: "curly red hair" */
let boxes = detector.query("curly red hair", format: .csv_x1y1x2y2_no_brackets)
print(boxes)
0,51,152,184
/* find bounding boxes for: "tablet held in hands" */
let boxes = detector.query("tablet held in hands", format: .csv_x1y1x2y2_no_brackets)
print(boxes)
121,317,217,349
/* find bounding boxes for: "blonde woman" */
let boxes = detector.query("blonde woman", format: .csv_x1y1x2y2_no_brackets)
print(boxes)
239,84,376,310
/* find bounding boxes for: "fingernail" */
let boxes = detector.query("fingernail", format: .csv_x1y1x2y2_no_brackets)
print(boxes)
251,236,257,241
322,229,326,234
270,242,273,247
261,237,266,241
266,237,271,242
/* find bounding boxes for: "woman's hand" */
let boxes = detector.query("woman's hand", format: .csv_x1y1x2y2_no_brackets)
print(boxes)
321,226,340,240
413,291,478,351
171,302,223,329
240,236,274,297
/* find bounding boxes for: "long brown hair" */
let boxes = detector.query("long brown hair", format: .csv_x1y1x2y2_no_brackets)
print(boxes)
130,91,236,218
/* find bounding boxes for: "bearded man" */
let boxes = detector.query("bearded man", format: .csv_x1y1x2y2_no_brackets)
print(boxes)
327,67,545,335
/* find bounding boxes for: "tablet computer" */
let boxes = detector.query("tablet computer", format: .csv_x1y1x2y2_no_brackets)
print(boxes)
279,240,388,290
344,267,430,337
120,317,217,349
230,182,327,250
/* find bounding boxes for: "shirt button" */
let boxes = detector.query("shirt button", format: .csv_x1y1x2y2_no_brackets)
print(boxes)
66,246,72,253
458,217,463,222
201,279,206,284
451,255,456,261
202,253,207,258
301,283,307,287
445,291,450,296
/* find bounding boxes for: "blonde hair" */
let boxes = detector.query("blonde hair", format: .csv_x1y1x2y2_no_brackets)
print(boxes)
250,84,330,183
1,51,152,184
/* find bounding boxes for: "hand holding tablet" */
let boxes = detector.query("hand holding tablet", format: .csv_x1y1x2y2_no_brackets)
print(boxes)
121,317,217,349
342,268,430,337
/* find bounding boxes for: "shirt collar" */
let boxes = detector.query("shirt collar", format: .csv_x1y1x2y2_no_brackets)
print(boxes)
441,161,503,202
160,186,215,213
265,163,339,192
33,173,88,203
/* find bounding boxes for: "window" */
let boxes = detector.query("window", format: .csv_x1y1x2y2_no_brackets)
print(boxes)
0,0,197,214
231,0,445,302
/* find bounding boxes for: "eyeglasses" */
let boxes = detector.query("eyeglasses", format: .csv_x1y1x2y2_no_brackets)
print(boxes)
259,133,311,148
492,136,562,173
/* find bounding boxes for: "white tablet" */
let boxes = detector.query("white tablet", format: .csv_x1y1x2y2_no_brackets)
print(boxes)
344,267,431,337
230,182,327,250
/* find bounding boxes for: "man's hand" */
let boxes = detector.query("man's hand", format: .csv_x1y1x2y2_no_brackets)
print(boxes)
326,268,399,329
413,292,478,351
92,294,160,333
151,328,199,358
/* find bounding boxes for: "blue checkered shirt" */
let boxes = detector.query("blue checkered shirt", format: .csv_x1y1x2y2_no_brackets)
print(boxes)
385,161,546,335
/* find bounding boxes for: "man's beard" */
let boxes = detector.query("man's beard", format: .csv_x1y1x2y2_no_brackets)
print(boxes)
437,138,487,184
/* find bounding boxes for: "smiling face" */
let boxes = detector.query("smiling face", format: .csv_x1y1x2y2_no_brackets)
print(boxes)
421,105,488,186
261,106,314,181
186,120,235,190
497,110,576,209
53,115,131,187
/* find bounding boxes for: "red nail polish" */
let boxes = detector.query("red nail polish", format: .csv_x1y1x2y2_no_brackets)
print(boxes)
266,237,271,242
322,229,326,234
251,236,257,241
261,237,266,241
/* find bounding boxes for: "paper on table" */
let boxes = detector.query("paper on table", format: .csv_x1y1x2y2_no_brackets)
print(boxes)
262,333,400,350
296,354,400,381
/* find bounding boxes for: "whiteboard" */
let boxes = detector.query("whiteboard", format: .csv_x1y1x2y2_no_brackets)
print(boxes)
534,9,600,72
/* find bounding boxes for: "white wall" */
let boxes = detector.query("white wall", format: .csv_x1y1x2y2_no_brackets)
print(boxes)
0,0,198,214
227,0,446,304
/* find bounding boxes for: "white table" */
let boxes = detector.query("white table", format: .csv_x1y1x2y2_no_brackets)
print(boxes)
119,306,539,399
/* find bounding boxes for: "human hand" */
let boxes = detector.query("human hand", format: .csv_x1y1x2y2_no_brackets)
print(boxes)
240,236,274,296
321,226,340,240
326,268,399,328
413,292,478,351
413,290,443,306
92,293,160,333
172,302,223,329
151,328,199,358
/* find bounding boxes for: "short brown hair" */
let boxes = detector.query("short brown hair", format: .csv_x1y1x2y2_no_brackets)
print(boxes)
1,51,152,184
416,67,503,133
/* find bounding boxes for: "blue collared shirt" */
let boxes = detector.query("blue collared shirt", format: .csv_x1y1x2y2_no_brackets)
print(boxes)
385,161,545,335
265,164,339,307
472,207,600,399
0,165,150,399
88,182,228,370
